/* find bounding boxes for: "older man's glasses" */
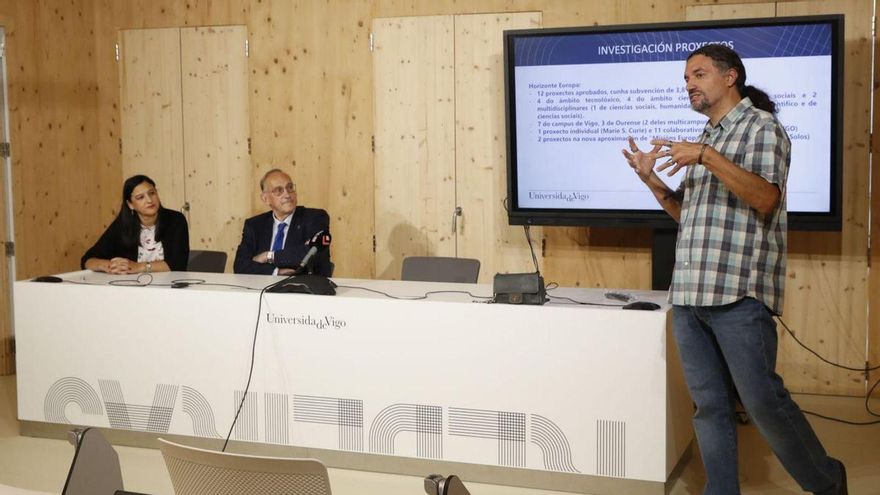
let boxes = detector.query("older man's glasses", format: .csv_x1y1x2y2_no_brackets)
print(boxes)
267,183,296,197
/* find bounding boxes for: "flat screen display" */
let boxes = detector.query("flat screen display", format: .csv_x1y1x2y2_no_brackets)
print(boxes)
504,15,843,230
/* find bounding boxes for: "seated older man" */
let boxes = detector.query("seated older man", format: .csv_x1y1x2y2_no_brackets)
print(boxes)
233,169,331,276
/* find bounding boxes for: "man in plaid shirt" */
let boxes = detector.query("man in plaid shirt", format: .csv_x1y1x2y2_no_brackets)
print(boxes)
623,44,846,495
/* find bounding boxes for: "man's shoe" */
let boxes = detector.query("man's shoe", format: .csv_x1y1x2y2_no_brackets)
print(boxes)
837,460,848,495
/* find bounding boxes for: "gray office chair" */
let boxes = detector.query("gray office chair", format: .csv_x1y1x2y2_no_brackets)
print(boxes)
187,250,227,273
62,427,149,495
158,438,332,495
401,256,480,283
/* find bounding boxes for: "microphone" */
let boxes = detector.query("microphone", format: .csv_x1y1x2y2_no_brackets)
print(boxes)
265,229,334,294
297,230,331,272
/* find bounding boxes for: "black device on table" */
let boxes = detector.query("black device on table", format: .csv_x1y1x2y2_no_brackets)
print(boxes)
622,301,661,311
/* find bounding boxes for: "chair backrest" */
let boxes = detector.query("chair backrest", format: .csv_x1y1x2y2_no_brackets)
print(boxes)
441,475,471,495
401,256,480,283
62,428,124,495
158,438,332,495
187,250,227,273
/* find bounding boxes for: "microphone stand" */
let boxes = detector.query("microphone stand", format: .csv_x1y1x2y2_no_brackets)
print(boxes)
265,262,309,292
266,231,332,294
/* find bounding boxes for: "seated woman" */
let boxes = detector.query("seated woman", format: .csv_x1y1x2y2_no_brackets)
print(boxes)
82,175,189,274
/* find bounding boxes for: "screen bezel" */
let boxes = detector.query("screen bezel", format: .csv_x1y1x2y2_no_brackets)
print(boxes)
503,15,845,231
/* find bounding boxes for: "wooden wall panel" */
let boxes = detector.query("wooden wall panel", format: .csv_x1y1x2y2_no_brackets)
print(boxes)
0,5,34,376
118,28,185,213
686,2,776,18
0,1,102,279
776,0,870,396
369,0,874,396
372,2,680,292
686,1,870,396
871,0,880,399
94,1,248,30
455,12,543,281
374,0,683,25
0,1,103,374
180,26,251,271
524,0,685,292
92,1,248,275
247,1,375,278
372,16,456,279
0,0,869,395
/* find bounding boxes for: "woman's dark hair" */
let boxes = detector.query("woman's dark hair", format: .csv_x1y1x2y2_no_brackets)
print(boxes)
687,44,777,114
116,174,164,249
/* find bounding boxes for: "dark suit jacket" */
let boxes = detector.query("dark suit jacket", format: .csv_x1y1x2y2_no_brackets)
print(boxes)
81,208,190,271
233,207,331,276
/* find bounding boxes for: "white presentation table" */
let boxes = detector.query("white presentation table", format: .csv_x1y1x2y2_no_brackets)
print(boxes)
14,271,692,494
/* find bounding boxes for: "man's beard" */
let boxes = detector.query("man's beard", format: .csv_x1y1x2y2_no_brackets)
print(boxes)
690,92,709,113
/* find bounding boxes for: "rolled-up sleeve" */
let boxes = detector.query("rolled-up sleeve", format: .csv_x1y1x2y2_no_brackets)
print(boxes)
742,120,790,189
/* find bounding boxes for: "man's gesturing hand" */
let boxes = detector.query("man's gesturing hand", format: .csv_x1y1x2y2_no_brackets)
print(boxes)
621,136,664,182
651,139,707,176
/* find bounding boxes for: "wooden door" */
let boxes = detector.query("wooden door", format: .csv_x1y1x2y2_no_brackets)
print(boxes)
373,13,542,282
372,16,456,280
118,28,186,213
119,26,250,273
0,26,13,375
180,26,251,272
454,12,542,281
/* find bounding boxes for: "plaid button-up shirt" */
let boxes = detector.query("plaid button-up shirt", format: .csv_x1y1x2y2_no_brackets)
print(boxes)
670,97,790,314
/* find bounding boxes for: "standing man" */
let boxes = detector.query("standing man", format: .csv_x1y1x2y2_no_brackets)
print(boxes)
234,169,331,276
623,44,846,494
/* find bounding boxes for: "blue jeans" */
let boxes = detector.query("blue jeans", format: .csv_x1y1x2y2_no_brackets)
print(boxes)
673,298,842,495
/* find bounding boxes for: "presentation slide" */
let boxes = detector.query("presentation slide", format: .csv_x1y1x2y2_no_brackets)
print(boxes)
512,24,833,212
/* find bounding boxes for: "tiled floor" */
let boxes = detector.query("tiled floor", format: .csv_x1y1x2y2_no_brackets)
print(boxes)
1,375,878,494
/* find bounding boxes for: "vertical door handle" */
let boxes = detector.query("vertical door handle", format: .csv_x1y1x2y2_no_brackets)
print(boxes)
452,206,462,235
